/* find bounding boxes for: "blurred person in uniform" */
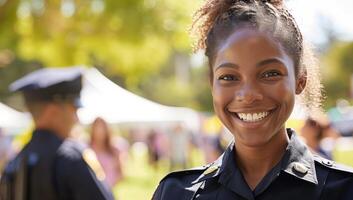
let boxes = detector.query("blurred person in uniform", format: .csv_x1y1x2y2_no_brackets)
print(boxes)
152,0,353,199
90,117,123,189
301,117,340,159
0,67,114,200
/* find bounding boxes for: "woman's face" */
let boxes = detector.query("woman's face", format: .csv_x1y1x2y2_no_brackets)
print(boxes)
92,120,107,143
211,28,305,147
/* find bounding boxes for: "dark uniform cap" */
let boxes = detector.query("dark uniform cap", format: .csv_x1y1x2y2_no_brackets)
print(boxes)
9,67,84,107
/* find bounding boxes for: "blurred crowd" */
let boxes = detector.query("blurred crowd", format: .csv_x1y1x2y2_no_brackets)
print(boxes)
1,106,353,194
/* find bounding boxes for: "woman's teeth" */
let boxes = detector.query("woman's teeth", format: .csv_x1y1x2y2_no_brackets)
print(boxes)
237,112,269,122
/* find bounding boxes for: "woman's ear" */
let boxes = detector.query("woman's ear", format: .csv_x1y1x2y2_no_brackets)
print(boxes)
296,70,307,94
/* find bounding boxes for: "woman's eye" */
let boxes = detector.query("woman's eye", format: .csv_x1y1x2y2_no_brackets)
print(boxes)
262,71,281,78
218,75,238,81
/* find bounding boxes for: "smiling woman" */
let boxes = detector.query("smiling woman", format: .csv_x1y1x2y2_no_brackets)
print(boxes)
152,0,353,200
212,29,299,149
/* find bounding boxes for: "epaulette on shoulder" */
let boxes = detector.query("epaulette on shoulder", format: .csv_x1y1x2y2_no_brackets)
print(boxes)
159,157,226,184
160,165,209,183
314,155,353,175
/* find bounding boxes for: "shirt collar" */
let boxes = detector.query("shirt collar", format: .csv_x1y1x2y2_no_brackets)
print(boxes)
218,143,254,199
192,128,318,195
281,128,318,184
218,129,318,185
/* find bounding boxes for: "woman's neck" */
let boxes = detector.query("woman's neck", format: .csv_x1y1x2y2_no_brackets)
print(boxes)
235,129,289,190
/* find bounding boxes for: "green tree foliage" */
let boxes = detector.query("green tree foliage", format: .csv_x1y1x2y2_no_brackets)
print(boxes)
0,0,197,79
322,42,353,108
0,0,215,111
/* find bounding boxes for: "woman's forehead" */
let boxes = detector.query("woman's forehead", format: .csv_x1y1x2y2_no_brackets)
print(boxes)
214,29,290,65
219,28,282,52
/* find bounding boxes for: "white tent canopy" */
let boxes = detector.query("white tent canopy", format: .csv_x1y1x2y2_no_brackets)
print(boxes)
78,68,200,130
0,102,30,130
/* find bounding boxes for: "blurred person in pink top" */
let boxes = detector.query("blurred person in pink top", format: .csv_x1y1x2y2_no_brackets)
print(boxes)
90,117,123,189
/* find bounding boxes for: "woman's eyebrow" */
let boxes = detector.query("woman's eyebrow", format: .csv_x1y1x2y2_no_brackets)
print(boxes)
215,58,285,71
256,58,284,67
215,62,239,71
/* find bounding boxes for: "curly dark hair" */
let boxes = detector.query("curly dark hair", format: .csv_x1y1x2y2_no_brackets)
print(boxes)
190,0,323,115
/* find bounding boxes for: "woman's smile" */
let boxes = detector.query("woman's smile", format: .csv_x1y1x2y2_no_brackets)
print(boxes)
227,107,275,128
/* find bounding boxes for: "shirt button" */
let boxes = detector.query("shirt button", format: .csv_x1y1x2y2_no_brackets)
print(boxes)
292,162,308,174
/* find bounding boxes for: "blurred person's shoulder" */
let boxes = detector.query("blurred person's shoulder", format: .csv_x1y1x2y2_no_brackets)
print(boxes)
54,140,113,199
56,138,86,161
55,139,94,173
55,139,105,179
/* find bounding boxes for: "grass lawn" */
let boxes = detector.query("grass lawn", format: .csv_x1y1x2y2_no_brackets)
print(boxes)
113,152,166,199
113,146,205,200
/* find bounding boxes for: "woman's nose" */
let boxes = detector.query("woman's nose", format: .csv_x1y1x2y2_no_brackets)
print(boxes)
235,84,263,104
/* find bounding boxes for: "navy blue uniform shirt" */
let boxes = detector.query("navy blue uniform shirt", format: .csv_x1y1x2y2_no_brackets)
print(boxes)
153,129,353,200
0,129,114,200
